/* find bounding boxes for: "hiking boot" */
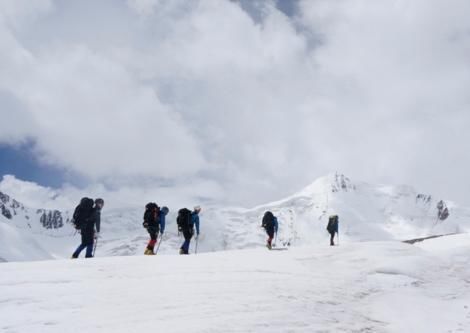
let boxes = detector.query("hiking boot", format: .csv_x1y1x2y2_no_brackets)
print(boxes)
144,248,155,255
266,243,272,250
71,255,78,259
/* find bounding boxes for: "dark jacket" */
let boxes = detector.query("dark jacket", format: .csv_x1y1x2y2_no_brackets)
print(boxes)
327,216,339,234
81,207,101,244
146,208,159,228
262,212,278,235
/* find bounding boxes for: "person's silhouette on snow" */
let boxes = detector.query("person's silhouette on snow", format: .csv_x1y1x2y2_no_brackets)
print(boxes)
327,215,339,246
261,211,278,250
72,198,104,258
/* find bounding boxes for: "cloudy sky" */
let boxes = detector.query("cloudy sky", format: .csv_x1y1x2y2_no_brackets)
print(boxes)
0,0,469,209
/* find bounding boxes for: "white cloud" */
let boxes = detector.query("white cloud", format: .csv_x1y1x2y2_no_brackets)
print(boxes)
0,174,223,211
0,0,469,206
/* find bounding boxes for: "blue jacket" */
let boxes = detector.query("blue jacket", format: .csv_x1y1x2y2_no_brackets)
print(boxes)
273,217,279,233
159,210,168,234
191,212,200,235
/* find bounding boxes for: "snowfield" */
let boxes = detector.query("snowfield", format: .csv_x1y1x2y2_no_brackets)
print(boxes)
1,237,470,333
2,174,470,332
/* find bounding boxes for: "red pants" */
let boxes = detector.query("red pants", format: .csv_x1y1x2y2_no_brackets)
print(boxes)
147,239,157,250
267,236,273,246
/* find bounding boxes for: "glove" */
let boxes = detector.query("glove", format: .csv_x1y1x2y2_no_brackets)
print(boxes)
95,232,100,239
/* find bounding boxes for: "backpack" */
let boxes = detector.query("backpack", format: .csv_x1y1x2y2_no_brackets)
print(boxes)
262,211,275,230
143,202,160,228
72,197,94,230
327,215,338,233
177,208,192,232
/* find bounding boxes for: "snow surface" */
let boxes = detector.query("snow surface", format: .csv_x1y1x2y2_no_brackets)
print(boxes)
2,174,470,331
1,239,470,332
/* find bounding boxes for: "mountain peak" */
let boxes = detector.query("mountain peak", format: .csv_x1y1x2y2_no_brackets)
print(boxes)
298,172,356,196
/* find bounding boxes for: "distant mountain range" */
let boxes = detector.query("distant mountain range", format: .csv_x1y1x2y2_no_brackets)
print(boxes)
1,173,469,262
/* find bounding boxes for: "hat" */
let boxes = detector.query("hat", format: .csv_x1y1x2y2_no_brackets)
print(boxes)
194,205,201,212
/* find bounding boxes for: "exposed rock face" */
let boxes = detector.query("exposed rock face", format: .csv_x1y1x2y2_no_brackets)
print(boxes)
38,210,64,229
437,200,450,221
416,194,432,204
1,204,12,219
331,173,356,192
0,190,66,229
0,191,19,219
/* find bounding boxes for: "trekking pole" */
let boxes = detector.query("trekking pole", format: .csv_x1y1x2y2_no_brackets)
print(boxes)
337,224,340,246
93,236,99,257
155,233,164,255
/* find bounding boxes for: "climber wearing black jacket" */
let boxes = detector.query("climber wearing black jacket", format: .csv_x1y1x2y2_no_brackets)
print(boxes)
72,198,104,258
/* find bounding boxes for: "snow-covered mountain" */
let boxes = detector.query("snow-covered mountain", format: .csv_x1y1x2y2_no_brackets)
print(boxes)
1,173,470,262
0,191,73,262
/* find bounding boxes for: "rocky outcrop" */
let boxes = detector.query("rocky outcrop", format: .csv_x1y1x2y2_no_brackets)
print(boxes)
1,204,12,219
37,210,64,229
0,191,22,219
1,190,66,229
437,200,450,220
331,173,356,192
416,194,432,204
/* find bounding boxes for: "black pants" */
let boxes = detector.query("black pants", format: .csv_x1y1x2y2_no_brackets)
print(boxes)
329,232,336,246
266,228,274,246
147,226,159,240
146,226,159,250
73,227,94,258
181,229,193,254
81,226,94,245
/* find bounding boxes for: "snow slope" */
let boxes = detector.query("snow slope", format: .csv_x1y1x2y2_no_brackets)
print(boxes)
2,173,470,262
1,238,470,332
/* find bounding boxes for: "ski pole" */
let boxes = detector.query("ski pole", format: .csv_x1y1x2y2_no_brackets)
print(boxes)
155,233,164,255
195,235,199,254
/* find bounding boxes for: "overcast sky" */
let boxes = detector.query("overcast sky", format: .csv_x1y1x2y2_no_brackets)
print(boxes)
0,0,469,208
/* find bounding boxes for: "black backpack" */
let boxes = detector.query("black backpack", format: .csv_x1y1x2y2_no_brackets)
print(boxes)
143,202,160,228
72,197,94,230
262,211,274,229
327,215,338,233
177,208,192,232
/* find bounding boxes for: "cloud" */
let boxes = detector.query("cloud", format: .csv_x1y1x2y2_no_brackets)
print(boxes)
0,0,470,206
0,174,223,211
